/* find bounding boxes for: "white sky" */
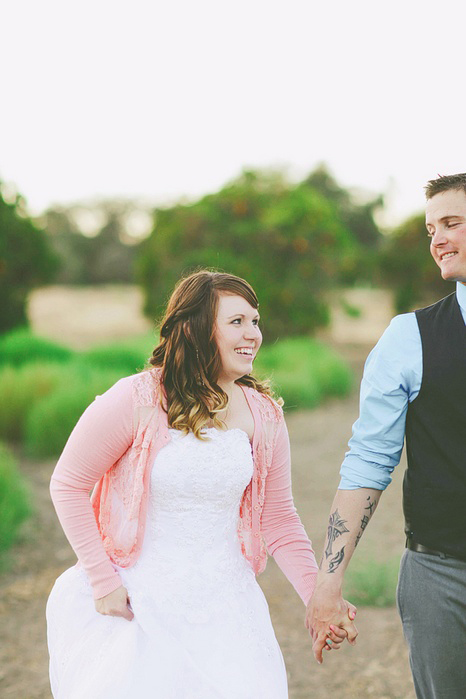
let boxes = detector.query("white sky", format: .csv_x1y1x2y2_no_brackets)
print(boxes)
1,0,465,227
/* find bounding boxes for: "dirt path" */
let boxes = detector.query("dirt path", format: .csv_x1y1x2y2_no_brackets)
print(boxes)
0,286,416,698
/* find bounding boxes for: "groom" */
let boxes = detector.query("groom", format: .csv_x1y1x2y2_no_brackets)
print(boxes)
306,173,466,699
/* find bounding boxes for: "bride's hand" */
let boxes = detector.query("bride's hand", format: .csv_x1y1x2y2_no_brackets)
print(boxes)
94,585,134,621
323,624,347,651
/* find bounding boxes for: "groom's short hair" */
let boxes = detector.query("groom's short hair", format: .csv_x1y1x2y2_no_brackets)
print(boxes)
425,173,466,199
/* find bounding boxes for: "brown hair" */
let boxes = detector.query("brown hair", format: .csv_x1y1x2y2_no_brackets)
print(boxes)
149,270,277,438
425,173,466,199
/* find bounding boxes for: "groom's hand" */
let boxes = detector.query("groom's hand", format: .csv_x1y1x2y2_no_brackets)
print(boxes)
305,582,358,664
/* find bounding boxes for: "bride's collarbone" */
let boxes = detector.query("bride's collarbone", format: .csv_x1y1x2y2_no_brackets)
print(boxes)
204,384,254,440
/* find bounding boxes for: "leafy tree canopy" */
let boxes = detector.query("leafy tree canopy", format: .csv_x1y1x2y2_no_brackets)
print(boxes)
304,163,383,249
137,168,374,339
0,185,57,333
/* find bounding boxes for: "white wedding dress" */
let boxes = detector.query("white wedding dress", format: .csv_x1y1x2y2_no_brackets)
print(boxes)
47,427,288,698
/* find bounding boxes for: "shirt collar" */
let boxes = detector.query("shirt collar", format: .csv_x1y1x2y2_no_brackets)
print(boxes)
456,282,466,315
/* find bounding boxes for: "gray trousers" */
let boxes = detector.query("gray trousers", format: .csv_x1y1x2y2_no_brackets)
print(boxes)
396,549,466,699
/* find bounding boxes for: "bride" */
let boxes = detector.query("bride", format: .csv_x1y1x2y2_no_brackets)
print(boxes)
46,270,346,698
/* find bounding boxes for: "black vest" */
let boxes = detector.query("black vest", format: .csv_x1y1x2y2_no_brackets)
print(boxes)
403,292,466,559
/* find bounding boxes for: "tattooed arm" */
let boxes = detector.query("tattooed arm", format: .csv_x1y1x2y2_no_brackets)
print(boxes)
305,487,382,663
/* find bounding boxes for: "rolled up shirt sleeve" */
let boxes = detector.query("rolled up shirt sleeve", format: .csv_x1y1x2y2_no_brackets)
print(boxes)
339,312,422,491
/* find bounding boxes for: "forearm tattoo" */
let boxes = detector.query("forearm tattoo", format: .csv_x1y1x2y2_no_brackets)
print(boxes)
323,508,349,574
323,496,379,573
354,496,378,548
324,509,349,559
328,546,346,573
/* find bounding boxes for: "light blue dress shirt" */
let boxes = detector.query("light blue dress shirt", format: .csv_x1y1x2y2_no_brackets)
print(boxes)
339,282,466,490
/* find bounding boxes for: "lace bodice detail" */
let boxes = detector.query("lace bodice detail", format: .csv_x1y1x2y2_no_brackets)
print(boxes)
151,427,253,517
120,427,262,626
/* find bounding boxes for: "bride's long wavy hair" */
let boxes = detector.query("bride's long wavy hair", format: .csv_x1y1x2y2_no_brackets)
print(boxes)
149,270,277,438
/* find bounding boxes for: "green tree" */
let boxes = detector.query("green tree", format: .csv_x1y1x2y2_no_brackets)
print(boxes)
40,207,90,284
304,164,383,284
42,201,141,284
0,186,57,333
137,169,361,339
85,205,138,284
379,213,449,312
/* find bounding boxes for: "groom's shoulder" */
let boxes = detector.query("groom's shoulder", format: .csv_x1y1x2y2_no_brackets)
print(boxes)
368,311,419,364
382,310,418,342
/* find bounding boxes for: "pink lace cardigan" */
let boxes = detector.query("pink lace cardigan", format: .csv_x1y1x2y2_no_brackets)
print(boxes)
50,369,318,604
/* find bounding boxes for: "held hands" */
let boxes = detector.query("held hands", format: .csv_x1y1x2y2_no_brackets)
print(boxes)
321,624,348,653
305,586,358,664
94,585,134,621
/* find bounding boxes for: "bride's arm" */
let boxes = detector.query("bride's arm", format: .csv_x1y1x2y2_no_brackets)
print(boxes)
50,376,135,600
260,417,318,606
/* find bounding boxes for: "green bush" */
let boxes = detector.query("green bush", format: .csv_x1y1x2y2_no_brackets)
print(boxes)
0,363,69,442
24,367,124,458
0,332,157,453
0,328,351,455
0,328,73,367
343,557,400,607
78,335,156,375
340,299,362,318
254,337,352,409
0,442,31,554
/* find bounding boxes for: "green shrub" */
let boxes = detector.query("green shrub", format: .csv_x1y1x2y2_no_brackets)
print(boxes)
0,328,73,367
79,346,146,374
24,367,124,458
343,557,400,607
78,335,156,375
0,442,31,554
0,363,71,442
340,299,362,318
0,332,157,452
254,337,352,409
0,330,351,454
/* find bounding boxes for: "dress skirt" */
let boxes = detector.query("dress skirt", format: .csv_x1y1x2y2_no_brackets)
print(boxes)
47,428,288,699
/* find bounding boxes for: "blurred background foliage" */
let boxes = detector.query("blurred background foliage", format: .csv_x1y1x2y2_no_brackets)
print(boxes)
40,200,143,285
0,328,352,458
138,169,367,339
1,164,444,340
0,441,31,560
0,186,58,333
